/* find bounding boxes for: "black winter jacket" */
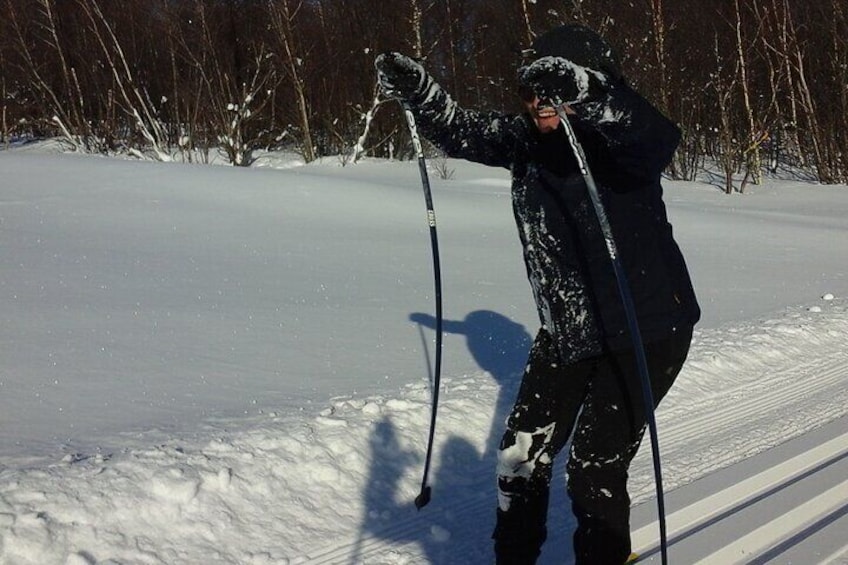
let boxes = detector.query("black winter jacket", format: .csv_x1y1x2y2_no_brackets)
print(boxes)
408,79,700,363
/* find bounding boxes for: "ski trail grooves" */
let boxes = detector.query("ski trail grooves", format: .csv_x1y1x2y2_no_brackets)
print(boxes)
694,477,848,564
627,305,848,561
296,489,492,564
627,303,848,500
658,353,848,467
631,429,848,552
663,348,847,439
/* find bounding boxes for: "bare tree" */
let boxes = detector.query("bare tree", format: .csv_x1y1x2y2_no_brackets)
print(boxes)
1,75,8,149
708,32,743,194
0,47,9,148
77,0,172,160
7,0,94,150
409,0,426,58
784,4,826,180
269,0,315,163
829,0,848,182
752,0,791,171
733,0,766,189
519,0,535,44
650,0,669,111
168,1,279,166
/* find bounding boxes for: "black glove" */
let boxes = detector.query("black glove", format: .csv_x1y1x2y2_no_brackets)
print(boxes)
517,56,610,107
375,52,427,101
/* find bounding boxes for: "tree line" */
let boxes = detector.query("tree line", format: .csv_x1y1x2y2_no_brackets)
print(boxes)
1,0,846,188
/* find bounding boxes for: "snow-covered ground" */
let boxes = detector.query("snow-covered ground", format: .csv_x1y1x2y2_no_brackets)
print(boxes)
1,145,847,564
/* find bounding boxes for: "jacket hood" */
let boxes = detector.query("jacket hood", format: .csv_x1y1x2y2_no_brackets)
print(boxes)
528,25,622,81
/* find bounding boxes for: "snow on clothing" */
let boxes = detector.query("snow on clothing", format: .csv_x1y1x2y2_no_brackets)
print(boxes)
494,328,691,563
395,52,699,564
407,77,700,365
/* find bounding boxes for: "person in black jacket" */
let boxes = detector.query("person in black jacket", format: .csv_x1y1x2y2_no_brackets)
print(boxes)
376,24,700,565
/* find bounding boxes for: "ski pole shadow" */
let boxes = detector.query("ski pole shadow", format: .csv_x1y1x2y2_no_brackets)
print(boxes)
353,416,483,564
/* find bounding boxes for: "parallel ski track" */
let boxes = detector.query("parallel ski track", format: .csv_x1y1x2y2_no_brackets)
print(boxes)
630,341,848,563
295,330,848,564
664,349,847,440
632,427,848,562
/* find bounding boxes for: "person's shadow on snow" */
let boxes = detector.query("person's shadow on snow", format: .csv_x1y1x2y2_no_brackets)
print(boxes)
352,311,534,563
401,310,575,564
409,309,531,458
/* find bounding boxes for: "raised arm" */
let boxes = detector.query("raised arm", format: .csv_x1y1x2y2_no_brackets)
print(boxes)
375,52,523,169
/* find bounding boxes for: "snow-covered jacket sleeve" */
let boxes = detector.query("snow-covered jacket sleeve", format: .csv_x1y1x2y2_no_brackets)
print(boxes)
574,80,681,183
405,79,522,170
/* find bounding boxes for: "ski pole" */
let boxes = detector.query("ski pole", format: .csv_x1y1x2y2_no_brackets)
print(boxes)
556,106,669,564
401,102,443,511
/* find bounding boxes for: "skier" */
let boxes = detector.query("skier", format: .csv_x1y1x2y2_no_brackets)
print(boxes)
376,24,700,565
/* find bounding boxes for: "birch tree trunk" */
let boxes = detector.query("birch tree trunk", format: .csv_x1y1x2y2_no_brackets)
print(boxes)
270,0,315,163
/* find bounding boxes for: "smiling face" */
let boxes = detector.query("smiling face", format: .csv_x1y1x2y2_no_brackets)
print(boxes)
525,97,561,133
517,70,574,133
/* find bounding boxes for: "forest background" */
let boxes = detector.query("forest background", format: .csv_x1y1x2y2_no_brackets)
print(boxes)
1,0,846,190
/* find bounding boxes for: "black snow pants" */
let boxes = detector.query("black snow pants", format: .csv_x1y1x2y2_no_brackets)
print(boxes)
492,327,692,565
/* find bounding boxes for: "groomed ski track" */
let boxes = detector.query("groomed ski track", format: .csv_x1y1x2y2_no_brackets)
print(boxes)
295,299,848,565
630,417,848,564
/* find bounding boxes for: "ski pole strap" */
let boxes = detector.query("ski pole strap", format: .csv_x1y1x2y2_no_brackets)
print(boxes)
556,106,669,564
401,103,444,510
